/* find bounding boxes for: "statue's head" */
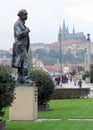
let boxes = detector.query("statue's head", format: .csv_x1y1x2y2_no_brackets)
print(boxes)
17,9,28,21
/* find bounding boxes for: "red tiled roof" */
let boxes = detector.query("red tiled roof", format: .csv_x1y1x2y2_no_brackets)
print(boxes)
42,65,59,72
50,40,84,47
41,63,84,72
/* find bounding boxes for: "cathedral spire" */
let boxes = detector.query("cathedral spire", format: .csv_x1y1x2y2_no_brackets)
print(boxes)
62,19,66,31
67,25,69,33
63,19,65,26
73,25,75,34
58,25,62,42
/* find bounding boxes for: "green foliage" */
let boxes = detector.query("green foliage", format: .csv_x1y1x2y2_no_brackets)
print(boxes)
36,49,47,59
0,65,16,117
52,88,90,99
82,71,90,80
90,64,93,76
76,49,84,56
42,57,57,65
32,48,86,65
48,49,59,58
77,66,84,72
72,66,84,73
0,51,11,58
30,69,55,104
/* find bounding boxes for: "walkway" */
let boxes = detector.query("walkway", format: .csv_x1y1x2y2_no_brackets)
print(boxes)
35,118,93,122
56,80,93,98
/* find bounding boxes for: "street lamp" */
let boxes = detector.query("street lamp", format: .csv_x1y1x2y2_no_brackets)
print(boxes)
58,26,63,86
59,29,62,74
87,34,91,71
84,48,87,71
35,49,38,67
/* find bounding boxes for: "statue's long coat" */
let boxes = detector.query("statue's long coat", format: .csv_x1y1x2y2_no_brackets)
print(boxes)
12,18,30,68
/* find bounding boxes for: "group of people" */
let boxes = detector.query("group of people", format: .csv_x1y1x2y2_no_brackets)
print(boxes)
54,74,69,85
52,73,82,88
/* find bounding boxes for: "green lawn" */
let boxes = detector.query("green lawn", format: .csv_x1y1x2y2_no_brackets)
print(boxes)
39,98,93,119
5,98,93,130
6,120,93,130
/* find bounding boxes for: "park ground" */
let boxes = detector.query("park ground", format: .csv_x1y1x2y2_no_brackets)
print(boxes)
6,80,93,130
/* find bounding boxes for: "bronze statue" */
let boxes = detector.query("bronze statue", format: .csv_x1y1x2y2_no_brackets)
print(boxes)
12,9,33,85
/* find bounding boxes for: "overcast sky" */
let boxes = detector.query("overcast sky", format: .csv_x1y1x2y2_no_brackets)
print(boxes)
0,0,93,50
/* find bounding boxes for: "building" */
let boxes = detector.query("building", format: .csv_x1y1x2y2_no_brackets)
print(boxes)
0,56,11,66
49,39,85,55
30,43,45,52
58,20,87,42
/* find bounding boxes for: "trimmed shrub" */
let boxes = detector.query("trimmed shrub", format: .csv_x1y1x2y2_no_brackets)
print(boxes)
52,88,90,99
90,65,93,83
0,65,16,117
82,71,90,80
30,69,55,104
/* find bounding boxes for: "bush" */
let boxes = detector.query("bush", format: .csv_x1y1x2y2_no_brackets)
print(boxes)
52,88,90,99
0,65,16,117
30,69,55,104
82,71,90,80
90,65,93,83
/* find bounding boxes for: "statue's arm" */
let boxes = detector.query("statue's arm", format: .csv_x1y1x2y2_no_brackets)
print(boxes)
14,23,30,39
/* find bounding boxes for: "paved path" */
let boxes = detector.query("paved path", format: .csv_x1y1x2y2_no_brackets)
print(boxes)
56,80,93,98
35,118,93,122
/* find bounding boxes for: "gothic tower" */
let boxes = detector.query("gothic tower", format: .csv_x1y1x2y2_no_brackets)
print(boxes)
58,20,86,42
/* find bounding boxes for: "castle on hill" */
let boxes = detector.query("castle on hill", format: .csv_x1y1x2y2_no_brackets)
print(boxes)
58,20,87,42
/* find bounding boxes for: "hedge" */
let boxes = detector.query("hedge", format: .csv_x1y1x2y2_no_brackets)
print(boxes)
51,88,90,99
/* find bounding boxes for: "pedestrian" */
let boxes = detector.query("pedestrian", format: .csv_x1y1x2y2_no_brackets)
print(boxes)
78,79,82,88
73,75,77,86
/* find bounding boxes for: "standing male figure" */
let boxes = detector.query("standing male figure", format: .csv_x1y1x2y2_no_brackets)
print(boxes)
12,9,33,85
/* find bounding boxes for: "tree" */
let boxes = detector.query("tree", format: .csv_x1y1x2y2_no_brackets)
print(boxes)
36,49,47,59
75,49,85,63
0,65,16,117
48,49,59,58
42,57,56,65
90,64,93,83
63,51,75,63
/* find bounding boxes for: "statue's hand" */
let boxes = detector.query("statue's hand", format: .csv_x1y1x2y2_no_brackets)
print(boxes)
26,27,30,33
23,28,30,36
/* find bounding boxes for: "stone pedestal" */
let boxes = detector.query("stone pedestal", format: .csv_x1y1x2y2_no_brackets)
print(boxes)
9,86,38,121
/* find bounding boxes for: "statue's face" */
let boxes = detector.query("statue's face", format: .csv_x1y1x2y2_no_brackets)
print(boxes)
21,12,28,21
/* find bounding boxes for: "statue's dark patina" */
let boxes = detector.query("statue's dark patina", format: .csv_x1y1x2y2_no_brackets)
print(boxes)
12,9,33,86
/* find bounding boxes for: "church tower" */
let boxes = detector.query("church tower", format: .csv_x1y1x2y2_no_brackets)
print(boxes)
58,25,62,42
58,20,86,42
73,25,75,34
58,20,69,41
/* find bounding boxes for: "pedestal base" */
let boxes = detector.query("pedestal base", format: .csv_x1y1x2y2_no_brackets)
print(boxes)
9,86,38,121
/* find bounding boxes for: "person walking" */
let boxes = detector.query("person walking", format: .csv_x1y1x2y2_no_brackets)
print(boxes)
78,79,82,88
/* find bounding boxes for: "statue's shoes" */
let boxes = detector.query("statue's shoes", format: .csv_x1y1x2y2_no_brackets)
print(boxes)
25,79,35,86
